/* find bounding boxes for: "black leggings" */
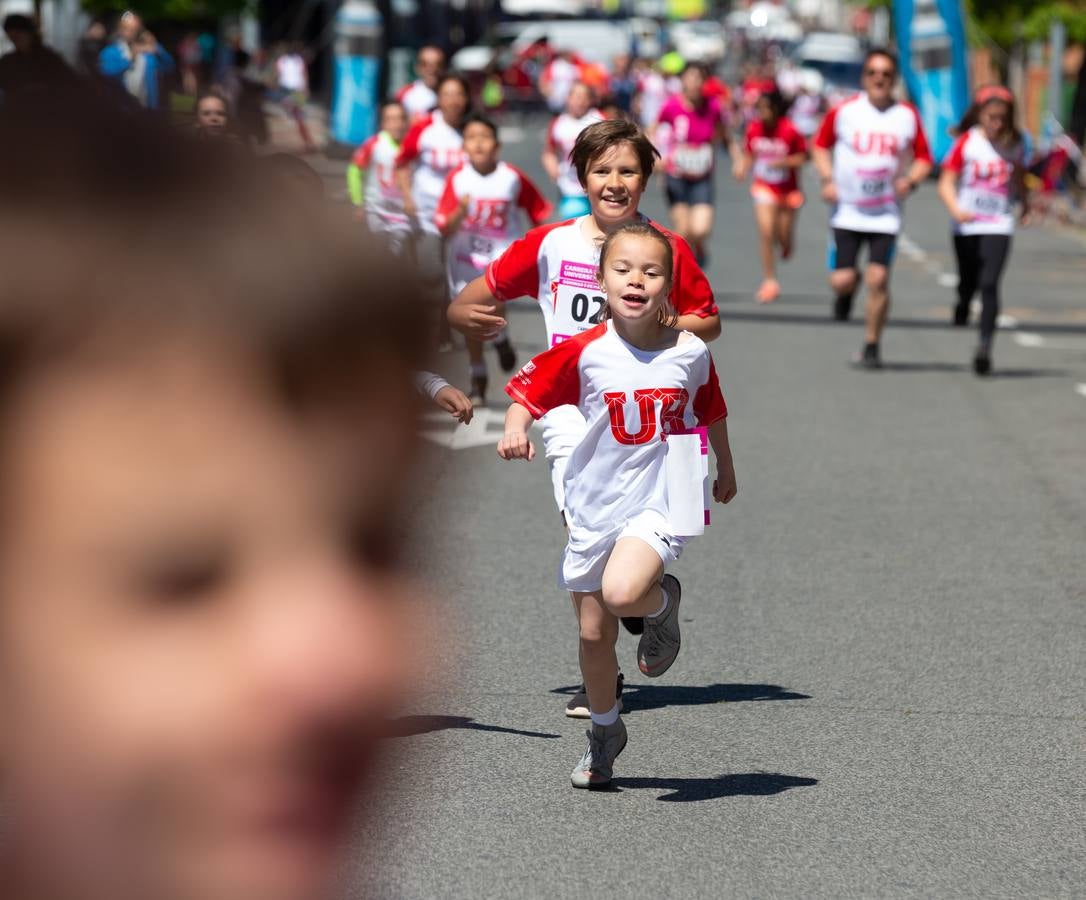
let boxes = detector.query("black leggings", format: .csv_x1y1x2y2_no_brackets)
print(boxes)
953,234,1012,345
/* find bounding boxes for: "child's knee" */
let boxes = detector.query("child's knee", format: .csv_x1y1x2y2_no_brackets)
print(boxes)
578,619,617,650
600,573,648,615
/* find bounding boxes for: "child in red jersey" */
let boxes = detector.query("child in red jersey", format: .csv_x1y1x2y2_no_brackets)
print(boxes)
733,90,808,303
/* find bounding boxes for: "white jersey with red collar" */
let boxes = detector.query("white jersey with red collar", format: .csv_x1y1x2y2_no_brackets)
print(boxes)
545,109,605,197
942,126,1023,236
396,80,437,123
435,161,552,293
352,131,409,229
506,321,727,548
814,93,932,234
485,215,718,348
396,111,465,235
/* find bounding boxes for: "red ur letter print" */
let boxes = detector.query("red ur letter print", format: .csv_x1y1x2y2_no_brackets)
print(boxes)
603,388,689,445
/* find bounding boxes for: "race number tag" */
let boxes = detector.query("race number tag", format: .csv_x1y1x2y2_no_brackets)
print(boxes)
672,143,713,179
753,156,788,184
466,234,495,270
550,260,606,346
962,184,1009,219
846,166,896,212
664,427,710,536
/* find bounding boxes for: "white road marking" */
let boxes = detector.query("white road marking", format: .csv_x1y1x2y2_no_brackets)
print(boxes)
1075,384,1086,398
1013,332,1046,348
897,234,927,262
937,272,958,287
420,406,537,450
499,126,526,143
996,314,1019,329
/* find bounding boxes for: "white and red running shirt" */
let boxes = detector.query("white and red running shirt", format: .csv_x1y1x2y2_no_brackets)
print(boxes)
942,126,1023,236
352,131,409,230
745,117,807,195
814,93,933,234
545,109,605,197
506,321,727,549
395,79,438,123
396,111,465,235
435,161,552,293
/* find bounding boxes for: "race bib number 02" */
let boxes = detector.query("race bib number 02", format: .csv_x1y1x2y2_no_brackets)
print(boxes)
551,260,605,346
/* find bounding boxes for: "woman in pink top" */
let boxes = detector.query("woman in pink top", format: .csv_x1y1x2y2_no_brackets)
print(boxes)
651,63,734,265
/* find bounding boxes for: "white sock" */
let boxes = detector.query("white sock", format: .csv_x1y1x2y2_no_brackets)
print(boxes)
647,583,670,620
590,702,620,727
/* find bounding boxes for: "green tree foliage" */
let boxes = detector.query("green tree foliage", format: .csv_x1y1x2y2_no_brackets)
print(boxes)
81,0,251,20
968,0,1086,47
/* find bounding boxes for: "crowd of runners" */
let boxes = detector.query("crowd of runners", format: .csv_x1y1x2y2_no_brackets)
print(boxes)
345,41,1037,788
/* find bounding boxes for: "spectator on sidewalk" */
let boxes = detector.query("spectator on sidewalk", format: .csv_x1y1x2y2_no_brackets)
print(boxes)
0,14,75,99
274,42,315,153
76,20,108,77
98,11,174,111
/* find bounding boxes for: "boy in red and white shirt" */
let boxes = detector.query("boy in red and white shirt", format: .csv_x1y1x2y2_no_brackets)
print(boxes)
436,114,552,395
541,82,605,219
347,101,411,253
812,48,933,368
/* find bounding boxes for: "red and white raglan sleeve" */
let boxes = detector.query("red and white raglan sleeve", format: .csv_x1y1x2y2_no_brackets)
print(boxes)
908,105,934,164
395,118,427,167
504,332,587,419
813,105,839,150
669,234,719,319
433,167,462,233
692,353,727,425
942,132,967,173
513,166,554,225
352,135,377,169
484,224,552,301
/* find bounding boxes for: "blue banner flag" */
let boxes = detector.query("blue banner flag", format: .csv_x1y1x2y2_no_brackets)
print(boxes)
892,0,971,162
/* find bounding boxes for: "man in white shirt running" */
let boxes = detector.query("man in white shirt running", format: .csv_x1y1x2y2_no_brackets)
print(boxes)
812,48,933,369
396,45,445,123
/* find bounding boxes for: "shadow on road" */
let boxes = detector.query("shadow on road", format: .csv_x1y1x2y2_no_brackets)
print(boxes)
607,772,819,802
551,682,811,712
383,715,559,740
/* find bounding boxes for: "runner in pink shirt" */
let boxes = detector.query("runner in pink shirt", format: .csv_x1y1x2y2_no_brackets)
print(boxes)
651,63,734,265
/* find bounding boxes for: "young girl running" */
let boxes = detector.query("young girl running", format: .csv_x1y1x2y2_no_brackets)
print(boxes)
937,85,1031,375
448,118,720,719
732,90,808,303
499,223,738,788
435,114,552,401
652,63,733,266
541,81,604,220
348,100,411,254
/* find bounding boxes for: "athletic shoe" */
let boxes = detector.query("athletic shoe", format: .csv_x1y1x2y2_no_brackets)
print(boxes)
620,615,644,635
493,338,517,373
973,349,991,376
564,672,625,719
570,717,627,789
469,373,488,406
854,343,882,370
833,294,853,321
637,574,682,678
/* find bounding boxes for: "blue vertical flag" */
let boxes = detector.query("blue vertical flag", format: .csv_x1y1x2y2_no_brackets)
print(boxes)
332,0,383,146
892,0,971,161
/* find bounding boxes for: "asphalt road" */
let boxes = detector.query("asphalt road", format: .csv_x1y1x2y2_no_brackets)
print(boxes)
336,116,1086,899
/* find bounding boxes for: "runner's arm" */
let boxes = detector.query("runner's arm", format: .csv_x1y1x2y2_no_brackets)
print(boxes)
936,167,970,222
497,403,536,461
676,312,720,341
708,417,737,504
394,166,416,216
448,276,507,339
811,146,833,182
346,164,364,207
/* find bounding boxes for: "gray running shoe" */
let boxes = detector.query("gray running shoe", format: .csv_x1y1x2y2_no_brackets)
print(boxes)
564,673,624,719
570,718,628,789
637,574,682,677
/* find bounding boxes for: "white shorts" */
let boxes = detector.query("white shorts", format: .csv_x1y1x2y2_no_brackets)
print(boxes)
559,511,685,594
541,405,588,513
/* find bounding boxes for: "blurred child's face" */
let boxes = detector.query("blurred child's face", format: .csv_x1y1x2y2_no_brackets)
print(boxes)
584,142,646,227
463,121,499,170
979,100,1010,141
437,81,469,124
0,340,421,900
566,84,593,119
381,104,408,142
756,97,775,124
681,68,705,101
197,97,228,132
599,233,670,325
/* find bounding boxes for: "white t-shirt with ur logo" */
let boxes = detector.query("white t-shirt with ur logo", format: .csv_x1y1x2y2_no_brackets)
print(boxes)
814,93,933,234
942,126,1023,236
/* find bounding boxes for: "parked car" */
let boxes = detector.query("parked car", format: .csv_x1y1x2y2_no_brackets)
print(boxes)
669,20,726,64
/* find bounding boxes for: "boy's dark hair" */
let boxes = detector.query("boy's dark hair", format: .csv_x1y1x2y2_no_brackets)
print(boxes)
863,47,898,76
681,61,709,79
596,222,677,328
462,112,498,139
436,73,472,100
758,89,789,119
0,88,428,426
3,13,35,34
570,118,661,187
380,98,405,115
